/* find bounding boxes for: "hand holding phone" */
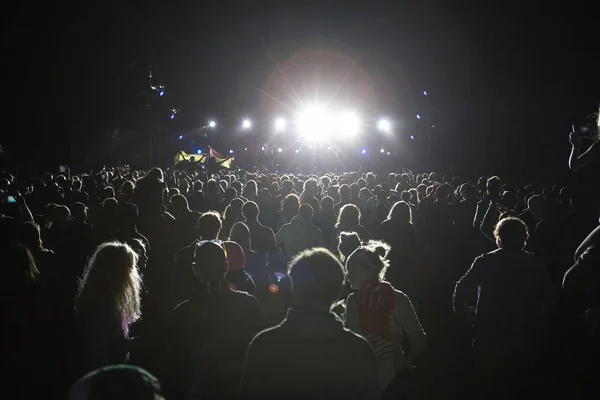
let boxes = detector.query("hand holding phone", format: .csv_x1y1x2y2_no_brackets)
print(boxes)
7,195,16,203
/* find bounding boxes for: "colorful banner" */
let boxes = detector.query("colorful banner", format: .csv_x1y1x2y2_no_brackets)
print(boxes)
174,149,234,169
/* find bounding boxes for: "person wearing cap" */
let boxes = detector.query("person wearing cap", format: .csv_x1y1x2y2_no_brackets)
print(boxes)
240,248,381,399
170,241,267,399
224,240,256,295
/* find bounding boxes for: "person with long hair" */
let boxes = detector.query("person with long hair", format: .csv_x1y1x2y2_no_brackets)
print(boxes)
75,241,142,374
345,241,427,392
220,198,244,240
335,203,370,243
242,180,258,202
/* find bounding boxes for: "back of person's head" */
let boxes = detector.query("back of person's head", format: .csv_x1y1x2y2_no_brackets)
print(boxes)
338,231,361,262
303,179,317,195
224,186,237,199
527,195,547,218
336,203,360,229
194,180,204,192
120,180,134,198
281,194,300,215
68,365,163,400
243,180,258,198
435,183,452,202
321,196,334,211
193,241,228,283
494,217,529,250
71,202,88,223
298,203,313,221
242,201,260,220
198,211,222,240
487,176,501,196
76,242,141,323
288,248,344,308
460,183,476,201
230,222,251,250
170,194,189,214
346,240,390,285
400,191,411,203
224,241,246,272
339,184,351,199
388,201,412,223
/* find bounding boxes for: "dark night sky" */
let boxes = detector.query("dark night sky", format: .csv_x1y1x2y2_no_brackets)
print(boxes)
1,0,599,179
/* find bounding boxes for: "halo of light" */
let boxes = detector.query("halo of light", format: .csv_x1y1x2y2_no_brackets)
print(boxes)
380,148,385,153
197,149,202,154
337,111,361,136
277,148,283,153
377,119,391,132
242,119,252,129
159,91,165,97
269,284,279,294
208,120,216,128
361,149,367,154
410,135,415,140
387,151,391,155
244,147,248,151
178,135,183,140
274,117,286,132
295,149,299,153
229,149,234,154
423,90,428,96
416,114,421,120
261,146,265,151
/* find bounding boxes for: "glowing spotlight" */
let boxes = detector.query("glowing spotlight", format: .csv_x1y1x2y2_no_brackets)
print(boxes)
416,114,421,120
274,117,286,132
208,120,216,128
361,149,367,154
423,90,428,96
242,119,252,129
269,284,279,294
387,151,391,156
197,149,202,154
170,114,175,120
277,148,283,153
244,147,247,151
178,135,183,140
337,111,361,136
229,149,234,154
295,149,299,154
297,105,334,142
410,135,415,140
261,146,265,151
380,148,385,153
328,146,332,150
159,90,165,97
377,119,391,132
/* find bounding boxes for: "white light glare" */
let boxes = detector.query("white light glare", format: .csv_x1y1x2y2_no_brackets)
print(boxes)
277,148,283,153
361,149,367,154
416,114,421,120
380,148,385,153
297,106,334,142
274,117,286,132
378,119,391,132
337,111,361,136
229,149,234,154
242,119,252,129
208,121,216,128
423,90,428,96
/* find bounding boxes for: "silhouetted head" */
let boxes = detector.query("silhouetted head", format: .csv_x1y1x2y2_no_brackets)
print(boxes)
242,201,260,221
198,211,222,240
494,217,529,250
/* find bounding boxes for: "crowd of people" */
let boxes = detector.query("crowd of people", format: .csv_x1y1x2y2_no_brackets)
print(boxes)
1,126,599,399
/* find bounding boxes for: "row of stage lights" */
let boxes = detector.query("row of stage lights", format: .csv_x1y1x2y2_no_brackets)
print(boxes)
191,146,398,156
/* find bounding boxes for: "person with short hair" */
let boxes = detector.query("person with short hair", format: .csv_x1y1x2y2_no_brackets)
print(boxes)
453,217,555,397
240,248,380,399
172,241,266,399
275,203,323,256
241,201,277,253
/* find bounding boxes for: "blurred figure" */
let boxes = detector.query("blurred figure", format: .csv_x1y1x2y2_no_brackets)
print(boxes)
275,204,323,256
335,204,370,242
224,240,256,295
242,201,277,253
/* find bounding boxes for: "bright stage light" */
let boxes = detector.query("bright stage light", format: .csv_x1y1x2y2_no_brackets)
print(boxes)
377,119,391,132
159,90,165,97
275,117,286,132
277,148,283,153
380,148,385,153
170,114,175,120
361,149,367,154
179,135,183,140
410,135,415,140
295,149,299,153
387,151,391,156
229,149,234,154
261,146,265,151
423,90,428,96
244,147,247,151
416,114,421,120
197,149,202,154
297,106,334,141
208,120,216,128
242,119,252,129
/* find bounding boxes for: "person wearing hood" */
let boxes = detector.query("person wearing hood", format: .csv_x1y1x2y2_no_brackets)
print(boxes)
224,240,256,295
275,204,323,256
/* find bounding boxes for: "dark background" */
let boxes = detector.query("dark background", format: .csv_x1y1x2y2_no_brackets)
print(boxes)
1,0,598,182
